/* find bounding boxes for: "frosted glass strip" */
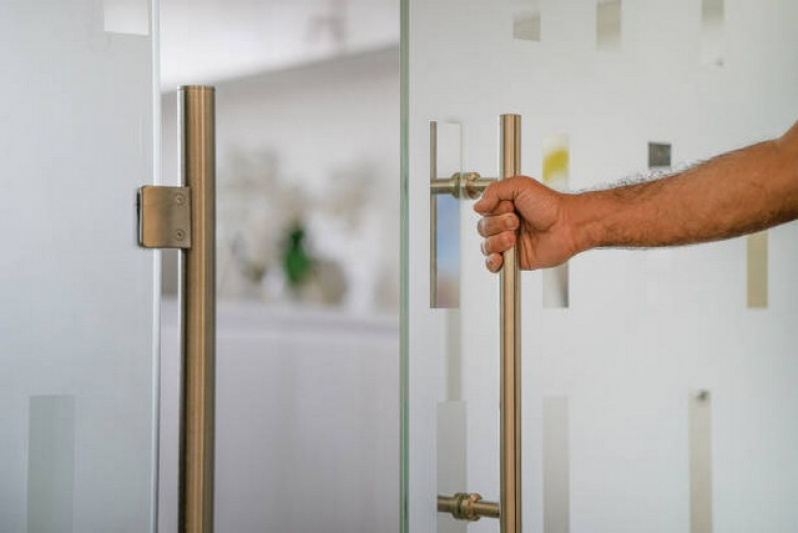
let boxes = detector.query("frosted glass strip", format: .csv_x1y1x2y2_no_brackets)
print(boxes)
437,402,467,533
432,122,462,308
597,0,622,51
747,232,768,308
514,0,542,42
445,309,462,402
27,396,76,533
689,391,713,533
701,0,725,66
543,397,570,533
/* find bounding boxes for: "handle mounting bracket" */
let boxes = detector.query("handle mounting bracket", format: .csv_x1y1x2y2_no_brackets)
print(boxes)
137,185,192,249
438,492,500,522
431,172,496,199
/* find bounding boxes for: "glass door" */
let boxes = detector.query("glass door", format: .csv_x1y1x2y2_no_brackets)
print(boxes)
1,1,160,531
402,1,798,532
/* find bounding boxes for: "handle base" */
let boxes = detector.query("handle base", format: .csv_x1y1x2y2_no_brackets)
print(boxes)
438,493,500,522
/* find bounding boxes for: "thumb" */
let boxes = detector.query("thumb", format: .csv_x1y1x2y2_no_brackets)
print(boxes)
473,176,525,214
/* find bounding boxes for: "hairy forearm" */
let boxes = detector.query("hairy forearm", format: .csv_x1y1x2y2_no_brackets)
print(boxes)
567,123,798,252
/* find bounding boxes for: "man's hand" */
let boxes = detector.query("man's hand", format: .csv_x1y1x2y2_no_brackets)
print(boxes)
474,121,798,273
474,176,580,272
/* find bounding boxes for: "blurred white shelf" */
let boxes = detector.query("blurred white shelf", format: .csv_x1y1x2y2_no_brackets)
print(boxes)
161,297,399,340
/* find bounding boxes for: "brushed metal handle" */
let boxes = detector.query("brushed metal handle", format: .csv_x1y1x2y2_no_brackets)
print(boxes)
179,85,216,533
499,114,522,533
434,115,523,533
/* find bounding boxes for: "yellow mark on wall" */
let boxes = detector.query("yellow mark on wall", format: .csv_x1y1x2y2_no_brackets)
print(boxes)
543,134,569,191
543,149,569,184
542,134,569,308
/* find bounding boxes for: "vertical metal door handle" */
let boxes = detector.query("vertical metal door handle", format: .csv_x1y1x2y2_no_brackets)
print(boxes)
499,114,522,533
434,115,523,533
138,86,216,533
179,86,216,533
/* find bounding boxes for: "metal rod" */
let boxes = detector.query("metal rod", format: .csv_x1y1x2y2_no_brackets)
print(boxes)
433,116,521,529
438,495,459,516
466,176,496,197
474,498,502,519
178,85,216,533
430,178,456,196
431,173,496,198
500,114,522,533
430,121,438,307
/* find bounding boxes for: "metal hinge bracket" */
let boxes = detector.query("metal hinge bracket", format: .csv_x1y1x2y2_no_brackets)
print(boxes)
137,186,192,249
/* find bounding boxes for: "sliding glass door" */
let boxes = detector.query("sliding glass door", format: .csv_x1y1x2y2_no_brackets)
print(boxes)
402,1,798,531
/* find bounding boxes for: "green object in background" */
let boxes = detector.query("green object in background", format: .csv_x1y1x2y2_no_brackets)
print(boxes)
283,222,314,288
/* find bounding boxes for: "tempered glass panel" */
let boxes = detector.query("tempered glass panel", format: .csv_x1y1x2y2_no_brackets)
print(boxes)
403,1,798,532
0,1,159,530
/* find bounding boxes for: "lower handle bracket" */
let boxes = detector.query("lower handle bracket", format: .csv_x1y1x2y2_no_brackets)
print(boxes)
438,493,500,522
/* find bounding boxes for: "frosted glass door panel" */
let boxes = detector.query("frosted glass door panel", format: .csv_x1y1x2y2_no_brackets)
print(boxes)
403,1,798,532
0,1,158,531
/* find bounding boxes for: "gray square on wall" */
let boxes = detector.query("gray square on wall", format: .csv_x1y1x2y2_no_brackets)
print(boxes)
648,142,672,168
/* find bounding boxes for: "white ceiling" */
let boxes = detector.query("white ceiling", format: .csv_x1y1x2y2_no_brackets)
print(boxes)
159,0,400,89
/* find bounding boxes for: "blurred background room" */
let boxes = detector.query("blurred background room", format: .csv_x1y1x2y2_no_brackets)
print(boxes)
157,2,400,531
